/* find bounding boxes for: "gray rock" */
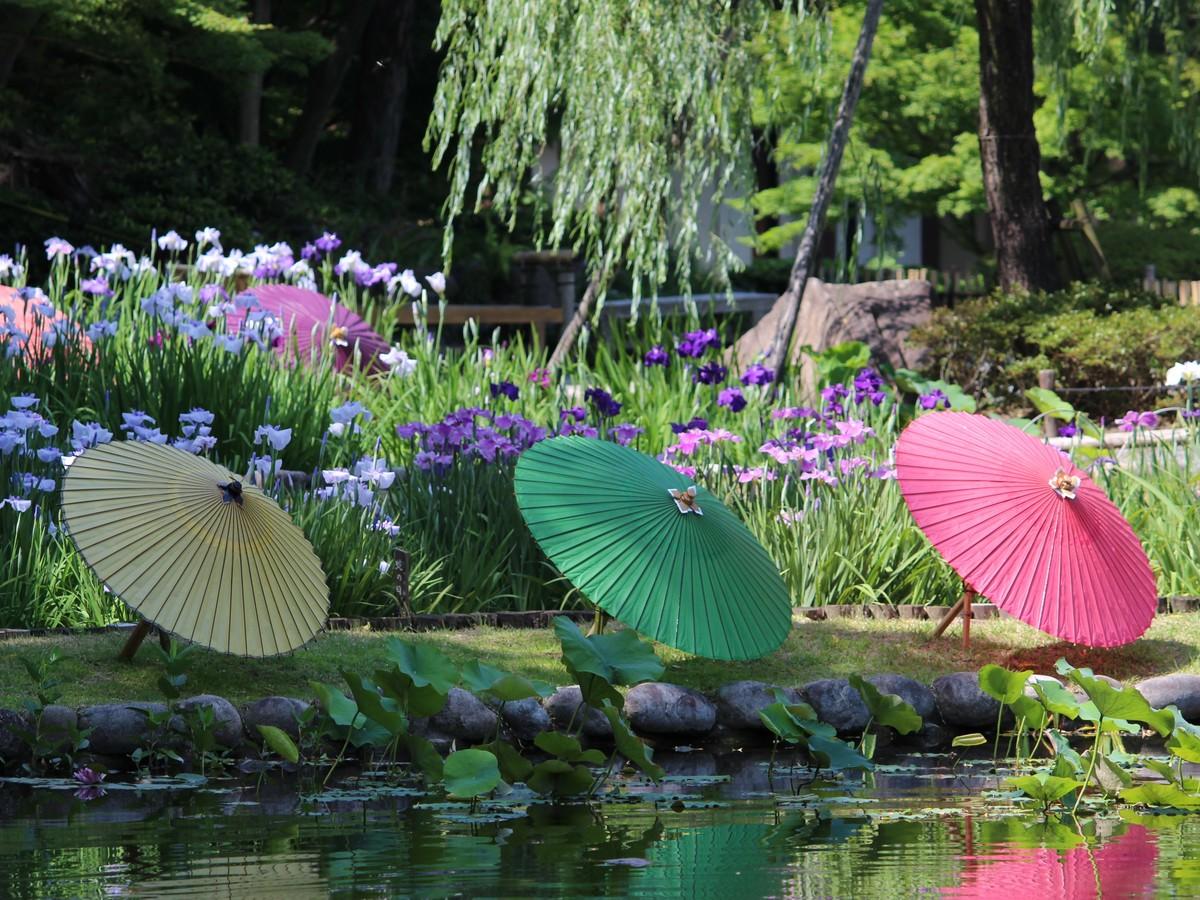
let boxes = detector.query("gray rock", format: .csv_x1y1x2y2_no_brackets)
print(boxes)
543,686,613,739
0,708,31,764
866,674,937,721
625,683,717,736
172,695,243,749
802,678,870,734
931,672,1001,728
714,681,806,731
242,697,311,742
40,705,78,752
1025,674,1063,700
1136,674,1200,720
430,688,498,743
408,718,455,754
909,721,952,751
80,702,169,756
493,697,551,742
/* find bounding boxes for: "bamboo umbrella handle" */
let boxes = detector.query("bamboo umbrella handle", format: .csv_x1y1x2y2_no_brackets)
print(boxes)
119,620,153,661
931,597,965,639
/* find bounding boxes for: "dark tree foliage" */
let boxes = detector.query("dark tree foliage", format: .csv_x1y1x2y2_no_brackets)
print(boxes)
0,0,449,269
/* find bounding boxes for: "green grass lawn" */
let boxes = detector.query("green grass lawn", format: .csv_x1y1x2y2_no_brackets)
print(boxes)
3,614,1200,709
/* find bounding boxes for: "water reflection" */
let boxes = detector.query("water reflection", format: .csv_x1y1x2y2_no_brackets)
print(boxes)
0,757,1189,898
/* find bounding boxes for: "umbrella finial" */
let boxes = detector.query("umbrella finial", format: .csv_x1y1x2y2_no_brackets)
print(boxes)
668,486,704,516
219,480,245,507
1048,468,1081,500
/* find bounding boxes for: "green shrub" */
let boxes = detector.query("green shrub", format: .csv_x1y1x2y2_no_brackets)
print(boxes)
913,282,1190,417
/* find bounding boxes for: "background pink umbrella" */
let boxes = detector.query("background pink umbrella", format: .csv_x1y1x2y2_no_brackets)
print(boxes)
0,285,93,361
224,283,389,371
895,411,1156,648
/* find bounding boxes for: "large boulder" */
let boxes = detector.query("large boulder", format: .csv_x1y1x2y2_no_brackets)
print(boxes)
0,708,31,765
932,673,1001,728
80,702,169,756
866,674,937,722
1136,675,1200,721
714,681,807,732
543,686,612,739
734,277,933,382
802,678,870,735
624,683,717,736
430,688,498,743
172,695,243,750
242,697,311,742
493,697,551,742
39,705,79,752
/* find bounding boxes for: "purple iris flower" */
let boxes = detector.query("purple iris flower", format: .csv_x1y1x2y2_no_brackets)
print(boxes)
643,345,670,367
315,232,342,253
559,406,587,423
585,388,621,418
608,423,644,446
918,389,950,410
80,277,111,297
693,362,728,385
301,242,319,261
718,387,747,412
676,328,721,359
852,368,887,405
396,422,429,440
1057,423,1078,437
489,381,519,401
670,417,709,434
1116,410,1158,431
740,363,775,387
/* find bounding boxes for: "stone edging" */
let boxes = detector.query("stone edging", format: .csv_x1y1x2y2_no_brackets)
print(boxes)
0,596,1194,642
5,671,1200,771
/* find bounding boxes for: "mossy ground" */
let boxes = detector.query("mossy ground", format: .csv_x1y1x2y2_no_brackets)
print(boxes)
2,613,1198,708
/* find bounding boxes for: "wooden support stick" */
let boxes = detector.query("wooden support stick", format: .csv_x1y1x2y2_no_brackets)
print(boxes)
158,628,172,651
119,620,153,661
931,597,965,639
931,588,978,647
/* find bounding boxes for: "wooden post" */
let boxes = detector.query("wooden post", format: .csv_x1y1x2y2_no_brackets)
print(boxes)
930,588,977,648
119,620,154,661
931,596,965,639
393,546,412,618
1038,369,1058,438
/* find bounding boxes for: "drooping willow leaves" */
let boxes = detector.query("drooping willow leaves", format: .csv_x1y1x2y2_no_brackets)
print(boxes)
426,0,819,301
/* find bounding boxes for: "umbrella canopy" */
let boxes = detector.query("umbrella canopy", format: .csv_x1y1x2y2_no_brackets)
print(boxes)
513,436,792,660
895,411,1156,647
62,441,329,656
225,284,389,371
0,285,92,361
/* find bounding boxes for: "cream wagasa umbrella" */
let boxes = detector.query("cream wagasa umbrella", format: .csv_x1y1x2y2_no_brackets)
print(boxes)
62,441,329,658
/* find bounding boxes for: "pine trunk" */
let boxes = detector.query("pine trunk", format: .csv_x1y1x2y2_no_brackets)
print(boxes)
351,0,416,195
975,0,1060,293
237,0,271,148
285,0,378,175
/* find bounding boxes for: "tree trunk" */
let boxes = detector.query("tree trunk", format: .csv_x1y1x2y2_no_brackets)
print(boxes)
975,0,1059,293
548,270,604,370
238,0,271,147
750,127,779,252
0,5,42,90
351,0,416,195
734,0,884,373
285,0,379,175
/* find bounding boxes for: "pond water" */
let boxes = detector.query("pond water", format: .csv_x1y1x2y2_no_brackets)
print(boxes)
2,751,1196,898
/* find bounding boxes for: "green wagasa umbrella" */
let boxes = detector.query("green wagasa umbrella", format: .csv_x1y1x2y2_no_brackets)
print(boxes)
513,436,792,660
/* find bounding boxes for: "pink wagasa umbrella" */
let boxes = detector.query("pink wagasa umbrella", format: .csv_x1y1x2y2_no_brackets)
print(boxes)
895,411,1156,648
0,285,93,361
944,823,1157,898
224,284,388,371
